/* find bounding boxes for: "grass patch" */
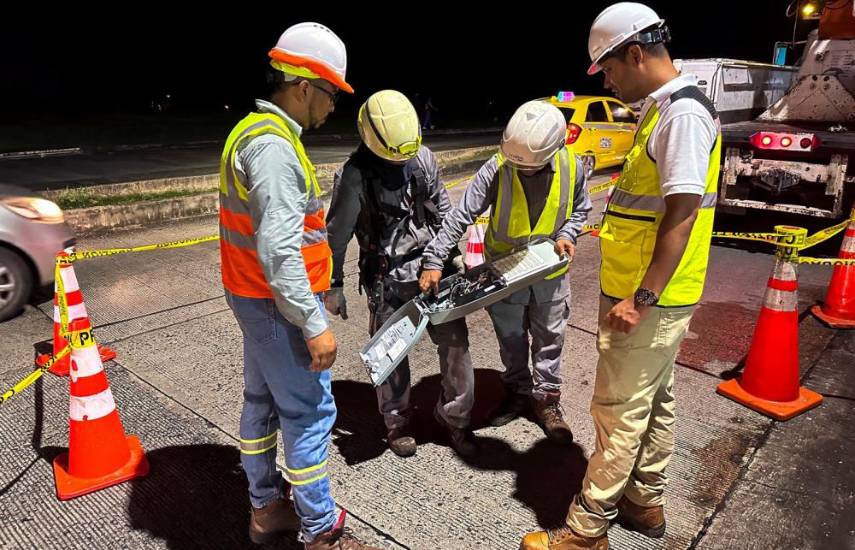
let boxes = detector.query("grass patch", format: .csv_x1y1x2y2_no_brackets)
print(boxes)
55,187,218,210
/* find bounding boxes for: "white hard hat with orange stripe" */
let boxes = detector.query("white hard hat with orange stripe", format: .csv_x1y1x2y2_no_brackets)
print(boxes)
269,22,354,94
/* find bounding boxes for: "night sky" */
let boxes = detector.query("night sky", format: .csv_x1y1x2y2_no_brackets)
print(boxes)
1,1,812,123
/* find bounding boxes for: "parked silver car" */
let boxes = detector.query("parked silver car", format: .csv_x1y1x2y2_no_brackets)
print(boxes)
0,185,76,322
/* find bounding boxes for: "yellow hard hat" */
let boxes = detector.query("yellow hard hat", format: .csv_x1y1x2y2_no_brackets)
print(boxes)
358,90,422,163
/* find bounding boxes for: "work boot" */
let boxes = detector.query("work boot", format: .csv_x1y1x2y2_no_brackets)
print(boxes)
387,426,417,457
433,407,478,458
520,525,609,550
488,391,530,427
305,512,382,550
532,394,573,444
248,496,300,545
616,495,666,539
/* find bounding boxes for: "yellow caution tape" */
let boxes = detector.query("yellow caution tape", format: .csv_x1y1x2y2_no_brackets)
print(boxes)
802,220,850,251
444,176,472,190
0,346,72,406
474,216,490,225
63,235,220,263
55,260,70,339
799,256,855,266
588,181,614,195
710,231,782,245
68,325,96,349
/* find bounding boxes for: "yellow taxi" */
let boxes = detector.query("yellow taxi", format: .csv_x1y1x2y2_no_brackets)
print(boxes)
546,91,637,179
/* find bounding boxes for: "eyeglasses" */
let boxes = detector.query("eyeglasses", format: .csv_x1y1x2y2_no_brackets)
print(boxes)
309,81,339,106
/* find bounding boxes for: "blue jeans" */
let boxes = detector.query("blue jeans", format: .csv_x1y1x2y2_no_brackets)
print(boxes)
226,292,337,542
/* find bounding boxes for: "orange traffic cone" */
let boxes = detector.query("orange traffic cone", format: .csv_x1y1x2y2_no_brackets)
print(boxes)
464,218,487,270
717,226,823,421
811,207,855,328
53,317,148,500
35,253,116,376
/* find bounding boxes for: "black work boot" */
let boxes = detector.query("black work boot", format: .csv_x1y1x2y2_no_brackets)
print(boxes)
433,407,478,458
488,391,531,427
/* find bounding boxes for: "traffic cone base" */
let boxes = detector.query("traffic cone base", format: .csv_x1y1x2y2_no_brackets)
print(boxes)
37,344,117,376
716,378,823,421
810,303,855,329
53,435,149,501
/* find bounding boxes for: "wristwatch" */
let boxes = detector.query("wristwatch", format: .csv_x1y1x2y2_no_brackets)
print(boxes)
634,287,659,307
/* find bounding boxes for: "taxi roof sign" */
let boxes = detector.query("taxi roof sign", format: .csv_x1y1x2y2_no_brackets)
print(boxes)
556,91,575,103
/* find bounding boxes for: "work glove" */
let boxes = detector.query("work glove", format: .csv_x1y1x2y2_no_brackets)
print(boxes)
324,287,348,320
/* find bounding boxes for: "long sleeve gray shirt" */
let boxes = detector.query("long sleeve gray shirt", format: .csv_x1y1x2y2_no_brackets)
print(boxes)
233,99,327,339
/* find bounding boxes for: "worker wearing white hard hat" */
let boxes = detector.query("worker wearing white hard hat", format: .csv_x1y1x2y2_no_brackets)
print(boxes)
220,22,380,550
522,4,722,549
420,100,592,444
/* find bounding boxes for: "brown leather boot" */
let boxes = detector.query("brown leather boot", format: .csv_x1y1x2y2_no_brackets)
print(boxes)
248,496,300,544
520,525,609,549
387,426,416,457
433,407,478,458
305,511,382,550
532,394,573,444
616,495,666,538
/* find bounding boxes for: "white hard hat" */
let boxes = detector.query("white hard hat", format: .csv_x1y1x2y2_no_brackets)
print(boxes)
500,100,566,169
587,2,667,75
358,90,422,163
269,22,354,94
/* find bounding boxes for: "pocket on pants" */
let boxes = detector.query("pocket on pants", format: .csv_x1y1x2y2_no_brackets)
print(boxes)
653,307,694,351
231,296,278,346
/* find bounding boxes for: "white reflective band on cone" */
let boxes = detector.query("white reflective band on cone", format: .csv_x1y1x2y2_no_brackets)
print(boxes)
59,265,81,292
842,233,855,254
55,303,88,323
69,346,105,382
764,288,798,312
69,388,117,422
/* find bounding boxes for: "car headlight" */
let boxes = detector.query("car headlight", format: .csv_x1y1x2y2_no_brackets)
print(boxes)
1,197,65,223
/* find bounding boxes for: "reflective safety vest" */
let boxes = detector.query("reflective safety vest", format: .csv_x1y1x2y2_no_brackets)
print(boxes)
219,112,331,297
485,147,575,279
599,86,721,307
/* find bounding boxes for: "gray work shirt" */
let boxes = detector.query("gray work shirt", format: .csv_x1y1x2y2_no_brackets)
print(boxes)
233,99,327,339
326,146,452,285
422,153,592,304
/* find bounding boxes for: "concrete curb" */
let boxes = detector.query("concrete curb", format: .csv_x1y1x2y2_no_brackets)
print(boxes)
63,146,495,234
0,147,83,160
4,128,503,160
